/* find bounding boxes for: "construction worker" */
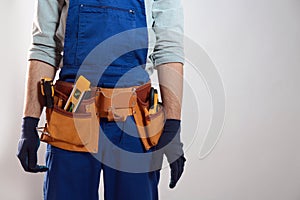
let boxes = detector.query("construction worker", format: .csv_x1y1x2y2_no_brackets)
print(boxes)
17,0,186,199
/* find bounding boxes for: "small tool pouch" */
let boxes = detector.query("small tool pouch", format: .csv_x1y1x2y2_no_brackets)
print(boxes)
132,92,165,151
40,81,99,153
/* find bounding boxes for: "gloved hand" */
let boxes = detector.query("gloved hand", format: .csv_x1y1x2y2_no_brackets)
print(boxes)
17,117,48,173
156,119,186,189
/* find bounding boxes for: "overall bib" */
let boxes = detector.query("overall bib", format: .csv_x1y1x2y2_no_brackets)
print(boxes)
43,0,160,199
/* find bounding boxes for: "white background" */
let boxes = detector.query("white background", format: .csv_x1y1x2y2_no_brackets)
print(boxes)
0,0,300,199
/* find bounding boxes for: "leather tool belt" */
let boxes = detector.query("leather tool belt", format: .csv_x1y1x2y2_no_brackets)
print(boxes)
40,81,165,153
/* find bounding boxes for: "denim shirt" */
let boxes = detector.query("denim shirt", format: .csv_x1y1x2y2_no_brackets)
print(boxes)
28,0,184,75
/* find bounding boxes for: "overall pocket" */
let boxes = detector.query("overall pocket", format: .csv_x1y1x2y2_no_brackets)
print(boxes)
76,4,137,66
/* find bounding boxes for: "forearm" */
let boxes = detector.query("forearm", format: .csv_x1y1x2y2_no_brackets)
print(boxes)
157,62,183,120
23,60,56,118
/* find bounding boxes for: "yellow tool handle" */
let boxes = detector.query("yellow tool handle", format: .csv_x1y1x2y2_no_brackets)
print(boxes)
153,92,158,112
149,89,158,114
40,77,55,108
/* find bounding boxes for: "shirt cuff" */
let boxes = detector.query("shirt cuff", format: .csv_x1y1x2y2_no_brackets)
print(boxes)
152,53,185,68
28,45,62,68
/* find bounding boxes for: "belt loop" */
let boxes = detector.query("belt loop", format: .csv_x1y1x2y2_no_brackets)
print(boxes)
107,106,115,121
131,87,137,108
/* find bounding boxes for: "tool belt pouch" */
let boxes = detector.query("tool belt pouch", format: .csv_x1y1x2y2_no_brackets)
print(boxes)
133,96,165,151
40,82,99,153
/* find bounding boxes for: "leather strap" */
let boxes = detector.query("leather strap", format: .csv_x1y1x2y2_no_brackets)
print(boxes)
54,80,151,121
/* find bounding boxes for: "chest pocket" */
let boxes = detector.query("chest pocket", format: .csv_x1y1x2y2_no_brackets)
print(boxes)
76,4,137,66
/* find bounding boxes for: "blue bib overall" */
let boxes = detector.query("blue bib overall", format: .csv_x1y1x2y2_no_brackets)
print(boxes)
44,1,160,199
59,0,150,87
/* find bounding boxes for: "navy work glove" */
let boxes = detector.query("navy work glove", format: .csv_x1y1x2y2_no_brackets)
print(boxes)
156,119,186,189
17,117,48,173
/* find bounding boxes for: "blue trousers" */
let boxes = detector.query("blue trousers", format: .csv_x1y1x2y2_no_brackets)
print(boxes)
44,116,160,200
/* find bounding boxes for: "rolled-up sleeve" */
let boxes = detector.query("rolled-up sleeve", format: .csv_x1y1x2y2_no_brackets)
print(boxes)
151,0,184,67
28,0,65,68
